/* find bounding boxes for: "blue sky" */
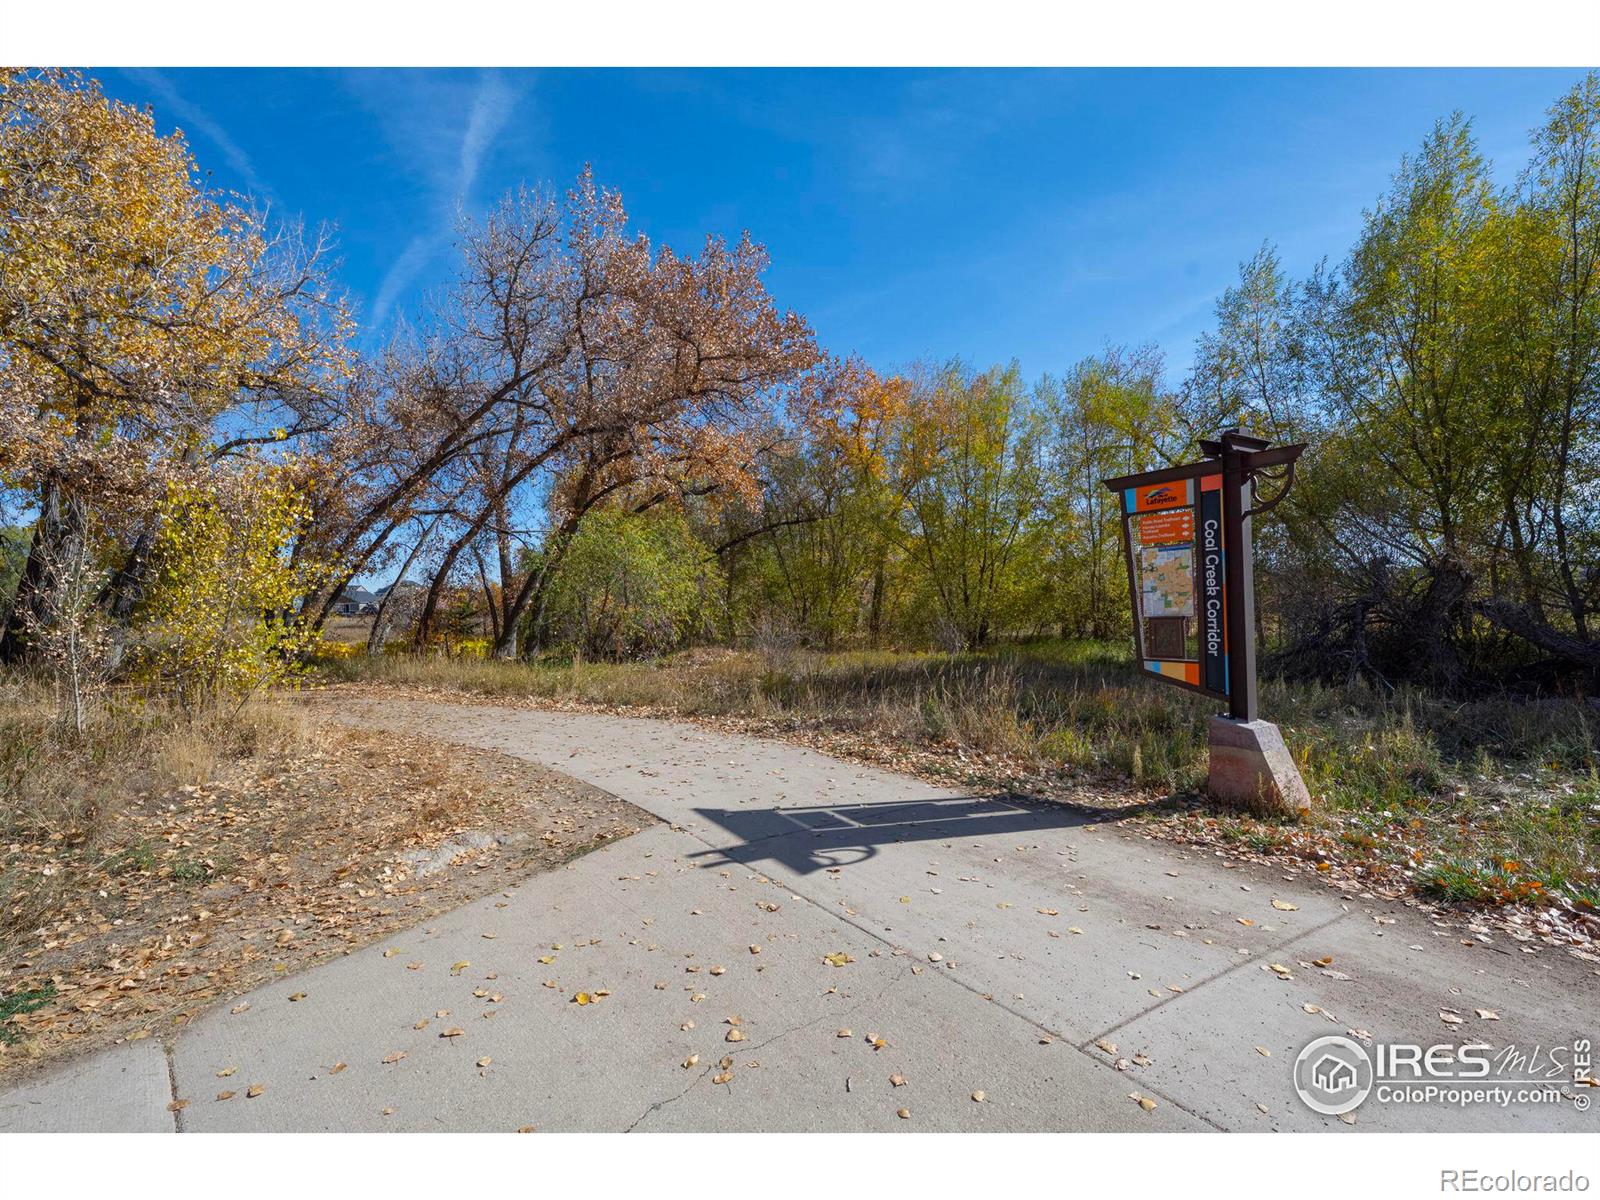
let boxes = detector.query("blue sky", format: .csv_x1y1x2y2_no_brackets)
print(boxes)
105,67,1591,381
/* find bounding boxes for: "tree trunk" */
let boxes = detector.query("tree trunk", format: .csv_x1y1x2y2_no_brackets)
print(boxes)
1400,558,1472,687
1,475,86,665
1478,597,1600,670
98,525,157,671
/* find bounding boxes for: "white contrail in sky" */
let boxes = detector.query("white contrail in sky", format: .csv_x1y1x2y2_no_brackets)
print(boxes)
124,68,279,207
369,71,517,331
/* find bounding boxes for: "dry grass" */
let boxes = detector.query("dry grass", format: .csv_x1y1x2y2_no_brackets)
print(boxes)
1,683,307,904
0,683,315,953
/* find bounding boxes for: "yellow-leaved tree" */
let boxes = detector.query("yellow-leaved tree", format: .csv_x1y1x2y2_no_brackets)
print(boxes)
137,463,327,715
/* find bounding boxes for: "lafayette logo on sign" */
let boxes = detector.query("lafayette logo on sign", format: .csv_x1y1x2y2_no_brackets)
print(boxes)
1130,480,1192,512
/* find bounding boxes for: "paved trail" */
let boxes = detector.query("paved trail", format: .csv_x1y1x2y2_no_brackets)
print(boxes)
3,698,1593,1132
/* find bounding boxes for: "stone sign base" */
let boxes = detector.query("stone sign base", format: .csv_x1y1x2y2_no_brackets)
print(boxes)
1207,716,1312,819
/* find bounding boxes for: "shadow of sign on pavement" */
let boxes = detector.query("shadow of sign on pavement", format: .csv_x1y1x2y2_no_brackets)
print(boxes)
689,792,1159,875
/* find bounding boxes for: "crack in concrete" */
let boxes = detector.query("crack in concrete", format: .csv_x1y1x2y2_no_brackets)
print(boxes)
398,707,1233,1132
1078,908,1355,1051
162,1038,183,1133
624,964,910,1132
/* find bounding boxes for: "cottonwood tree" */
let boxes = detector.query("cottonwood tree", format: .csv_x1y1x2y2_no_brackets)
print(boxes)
0,69,350,664
1294,115,1504,682
719,366,911,648
319,173,823,659
139,463,325,714
540,506,718,659
1273,80,1600,682
1179,244,1307,447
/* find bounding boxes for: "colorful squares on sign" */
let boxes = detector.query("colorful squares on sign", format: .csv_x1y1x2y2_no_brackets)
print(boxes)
1200,473,1222,493
1143,660,1200,685
1126,479,1193,513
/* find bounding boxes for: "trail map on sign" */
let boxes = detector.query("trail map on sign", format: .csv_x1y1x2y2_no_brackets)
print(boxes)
1139,545,1195,617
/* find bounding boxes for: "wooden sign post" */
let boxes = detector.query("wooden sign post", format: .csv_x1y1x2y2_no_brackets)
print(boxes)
1103,429,1311,817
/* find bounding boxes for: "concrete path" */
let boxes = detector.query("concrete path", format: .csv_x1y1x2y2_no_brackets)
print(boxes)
3,698,1594,1132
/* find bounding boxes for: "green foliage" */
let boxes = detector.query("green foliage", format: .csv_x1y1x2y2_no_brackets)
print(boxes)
728,75,1600,683
725,434,896,649
893,362,1049,648
1038,347,1167,640
542,507,721,660
1276,81,1600,683
0,982,56,1044
135,464,326,713
0,526,27,612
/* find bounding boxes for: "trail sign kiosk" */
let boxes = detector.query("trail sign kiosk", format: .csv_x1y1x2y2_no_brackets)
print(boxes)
1103,430,1311,817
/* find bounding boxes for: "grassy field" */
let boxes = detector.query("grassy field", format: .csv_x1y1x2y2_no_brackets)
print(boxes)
318,639,1600,910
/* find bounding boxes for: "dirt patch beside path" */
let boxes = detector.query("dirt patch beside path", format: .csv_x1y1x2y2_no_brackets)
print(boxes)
0,710,651,1085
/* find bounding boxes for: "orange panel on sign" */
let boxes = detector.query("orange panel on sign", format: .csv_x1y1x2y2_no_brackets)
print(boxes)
1132,480,1191,512
1138,509,1194,545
